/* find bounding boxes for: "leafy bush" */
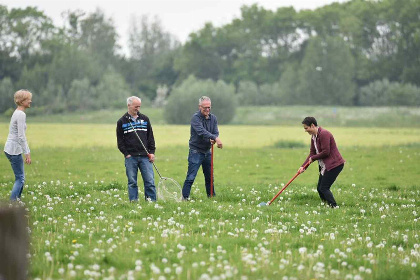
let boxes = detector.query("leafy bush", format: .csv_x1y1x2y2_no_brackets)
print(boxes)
164,76,236,124
359,79,420,106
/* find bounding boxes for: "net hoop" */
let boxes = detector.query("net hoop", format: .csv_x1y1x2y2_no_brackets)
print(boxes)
157,177,182,202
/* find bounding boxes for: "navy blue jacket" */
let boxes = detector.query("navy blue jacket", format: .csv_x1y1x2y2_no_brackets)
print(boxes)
189,111,219,153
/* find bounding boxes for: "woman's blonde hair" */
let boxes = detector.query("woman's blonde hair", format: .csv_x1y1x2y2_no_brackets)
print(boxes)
14,90,32,106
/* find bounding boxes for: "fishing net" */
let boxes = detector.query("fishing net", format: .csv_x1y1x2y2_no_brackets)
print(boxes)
157,177,183,202
126,120,182,202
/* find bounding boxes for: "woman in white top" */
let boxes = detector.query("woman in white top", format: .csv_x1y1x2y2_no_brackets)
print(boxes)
4,90,32,201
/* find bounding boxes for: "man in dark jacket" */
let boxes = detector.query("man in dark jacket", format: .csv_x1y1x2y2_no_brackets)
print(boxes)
182,96,223,200
299,117,345,208
116,96,156,202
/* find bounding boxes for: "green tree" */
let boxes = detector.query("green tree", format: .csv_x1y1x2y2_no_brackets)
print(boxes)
38,80,65,114
231,5,285,86
0,4,21,81
48,45,101,96
95,68,131,108
174,24,224,82
3,6,55,62
128,15,176,60
164,76,236,124
175,5,300,87
66,78,96,111
62,9,119,68
381,0,420,85
297,36,356,105
236,81,284,105
16,64,49,95
0,5,55,81
340,0,380,85
150,50,180,89
126,15,179,100
278,62,301,105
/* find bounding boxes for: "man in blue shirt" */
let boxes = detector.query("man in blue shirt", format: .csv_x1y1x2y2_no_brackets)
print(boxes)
182,96,223,200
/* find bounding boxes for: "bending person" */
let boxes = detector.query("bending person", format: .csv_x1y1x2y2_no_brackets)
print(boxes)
298,117,345,208
182,96,223,200
4,90,33,201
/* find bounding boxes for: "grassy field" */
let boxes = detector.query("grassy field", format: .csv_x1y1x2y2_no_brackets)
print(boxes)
231,106,420,127
2,105,419,127
0,123,419,279
1,123,420,149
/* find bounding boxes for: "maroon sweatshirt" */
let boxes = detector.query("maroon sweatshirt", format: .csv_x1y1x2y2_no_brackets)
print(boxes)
302,127,345,171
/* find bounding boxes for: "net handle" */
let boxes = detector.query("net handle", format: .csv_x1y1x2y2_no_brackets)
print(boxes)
127,118,163,178
210,144,214,197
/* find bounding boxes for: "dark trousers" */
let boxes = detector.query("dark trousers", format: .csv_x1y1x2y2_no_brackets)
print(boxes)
317,164,344,207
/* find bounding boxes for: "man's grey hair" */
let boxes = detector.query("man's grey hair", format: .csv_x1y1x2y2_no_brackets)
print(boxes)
198,96,211,105
127,96,141,105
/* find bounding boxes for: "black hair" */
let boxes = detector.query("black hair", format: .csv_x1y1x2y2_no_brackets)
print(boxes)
302,117,318,127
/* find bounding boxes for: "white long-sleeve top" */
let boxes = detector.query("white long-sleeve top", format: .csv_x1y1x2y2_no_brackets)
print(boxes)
4,109,30,155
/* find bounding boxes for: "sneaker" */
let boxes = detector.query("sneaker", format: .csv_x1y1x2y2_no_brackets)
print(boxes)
182,197,190,201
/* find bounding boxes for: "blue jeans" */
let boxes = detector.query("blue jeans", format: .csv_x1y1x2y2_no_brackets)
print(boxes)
4,152,25,201
125,156,156,201
182,149,214,198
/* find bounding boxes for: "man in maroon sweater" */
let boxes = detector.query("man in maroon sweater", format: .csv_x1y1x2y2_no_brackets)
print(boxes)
298,117,345,208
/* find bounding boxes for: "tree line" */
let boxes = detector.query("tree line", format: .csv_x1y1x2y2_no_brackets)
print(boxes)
0,0,419,116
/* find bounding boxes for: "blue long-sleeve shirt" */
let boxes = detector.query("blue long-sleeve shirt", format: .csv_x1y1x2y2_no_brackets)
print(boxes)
189,111,219,153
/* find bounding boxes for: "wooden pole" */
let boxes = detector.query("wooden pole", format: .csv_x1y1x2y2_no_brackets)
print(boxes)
0,205,28,280
210,144,214,197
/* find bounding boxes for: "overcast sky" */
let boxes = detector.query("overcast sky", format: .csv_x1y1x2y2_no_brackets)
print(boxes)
3,0,347,54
